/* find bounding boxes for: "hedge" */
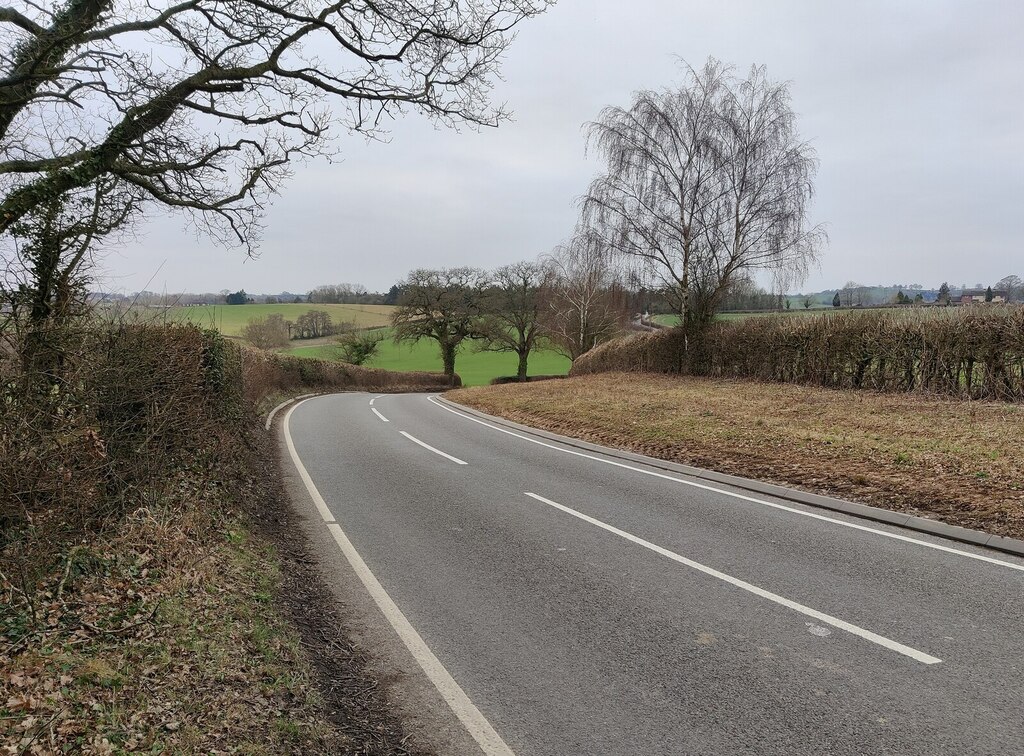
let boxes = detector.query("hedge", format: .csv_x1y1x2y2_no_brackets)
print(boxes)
571,307,1024,401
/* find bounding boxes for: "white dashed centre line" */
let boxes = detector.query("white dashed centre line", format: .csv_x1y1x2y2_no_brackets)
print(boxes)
400,431,467,465
524,492,942,665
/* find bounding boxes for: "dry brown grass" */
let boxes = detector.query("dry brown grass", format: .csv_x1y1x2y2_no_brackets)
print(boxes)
450,373,1024,538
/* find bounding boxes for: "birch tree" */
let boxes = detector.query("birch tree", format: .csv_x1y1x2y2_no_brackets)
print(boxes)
539,230,628,360
583,58,825,336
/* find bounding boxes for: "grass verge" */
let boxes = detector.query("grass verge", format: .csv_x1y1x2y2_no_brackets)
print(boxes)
2,457,329,751
449,373,1024,538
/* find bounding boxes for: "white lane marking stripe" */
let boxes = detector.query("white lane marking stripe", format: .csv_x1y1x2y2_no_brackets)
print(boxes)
524,493,942,665
283,399,513,756
371,407,390,423
400,431,468,465
369,394,386,406
325,524,515,756
429,397,1024,573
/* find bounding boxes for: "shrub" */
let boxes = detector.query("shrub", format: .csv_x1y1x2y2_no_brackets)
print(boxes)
335,330,383,365
242,313,290,349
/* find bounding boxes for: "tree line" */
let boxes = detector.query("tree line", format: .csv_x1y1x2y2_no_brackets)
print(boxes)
389,256,629,384
242,255,634,384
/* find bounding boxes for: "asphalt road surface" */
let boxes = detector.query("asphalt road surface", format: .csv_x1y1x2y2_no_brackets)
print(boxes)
283,392,1024,756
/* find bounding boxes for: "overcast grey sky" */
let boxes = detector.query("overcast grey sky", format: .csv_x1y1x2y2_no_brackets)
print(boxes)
100,0,1024,295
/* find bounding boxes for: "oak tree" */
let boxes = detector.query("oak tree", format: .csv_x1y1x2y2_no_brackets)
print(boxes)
391,267,486,384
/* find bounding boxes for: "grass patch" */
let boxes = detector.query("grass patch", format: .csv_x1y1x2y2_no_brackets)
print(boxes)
450,373,1024,538
286,330,572,387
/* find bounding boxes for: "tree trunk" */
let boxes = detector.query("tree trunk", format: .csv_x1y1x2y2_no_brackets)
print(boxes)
516,350,529,381
441,343,457,385
21,216,65,380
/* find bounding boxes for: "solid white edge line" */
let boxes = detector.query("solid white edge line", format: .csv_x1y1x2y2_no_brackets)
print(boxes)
400,431,468,465
524,493,942,665
371,407,390,423
283,398,514,756
428,397,1024,574
282,401,336,524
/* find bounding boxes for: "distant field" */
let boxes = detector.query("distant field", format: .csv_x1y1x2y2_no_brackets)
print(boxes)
287,331,572,387
156,303,396,337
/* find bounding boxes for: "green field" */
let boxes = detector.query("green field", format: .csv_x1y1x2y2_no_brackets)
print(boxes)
159,303,396,336
287,331,572,387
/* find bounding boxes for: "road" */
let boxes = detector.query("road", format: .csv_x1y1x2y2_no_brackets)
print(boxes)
283,392,1024,756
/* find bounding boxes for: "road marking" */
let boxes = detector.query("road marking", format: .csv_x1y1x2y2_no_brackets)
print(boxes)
282,399,513,756
400,431,468,465
429,397,1024,573
369,394,386,406
524,492,942,665
282,402,336,524
371,407,390,423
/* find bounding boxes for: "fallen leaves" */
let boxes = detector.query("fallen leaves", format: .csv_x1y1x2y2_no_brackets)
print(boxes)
2,483,339,753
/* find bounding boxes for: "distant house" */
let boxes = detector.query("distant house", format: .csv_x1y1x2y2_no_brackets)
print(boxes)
960,289,1008,304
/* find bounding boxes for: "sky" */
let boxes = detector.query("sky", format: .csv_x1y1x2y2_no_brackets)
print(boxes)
99,0,1024,295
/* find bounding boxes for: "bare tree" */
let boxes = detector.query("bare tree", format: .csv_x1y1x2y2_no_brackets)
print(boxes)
842,281,862,308
309,283,374,304
995,275,1022,303
0,0,551,251
391,267,487,384
242,313,289,349
478,261,544,381
583,58,825,339
539,230,629,361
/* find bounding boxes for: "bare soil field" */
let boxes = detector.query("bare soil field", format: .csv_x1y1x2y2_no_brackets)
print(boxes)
450,373,1024,539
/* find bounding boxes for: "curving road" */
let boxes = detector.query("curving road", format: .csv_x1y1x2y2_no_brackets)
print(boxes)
282,391,1024,756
